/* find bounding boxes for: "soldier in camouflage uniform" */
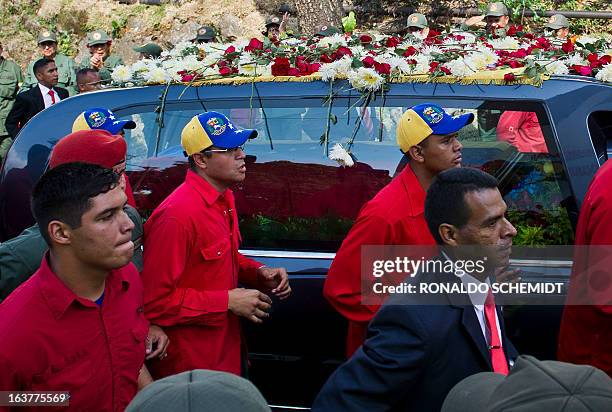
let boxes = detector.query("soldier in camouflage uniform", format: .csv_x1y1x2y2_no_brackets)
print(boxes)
545,14,571,45
22,31,77,96
0,41,23,161
78,30,123,84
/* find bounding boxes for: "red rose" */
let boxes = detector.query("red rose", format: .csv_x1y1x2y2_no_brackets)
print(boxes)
309,63,321,73
182,74,195,82
561,40,574,54
572,65,593,76
319,54,333,63
374,62,391,75
428,29,440,38
244,38,264,52
218,60,228,67
601,55,612,65
523,33,535,40
403,46,417,57
504,73,516,82
385,36,400,48
219,66,231,76
271,57,291,76
406,58,417,65
455,35,465,41
509,49,528,59
362,56,375,68
224,45,236,55
440,66,451,75
429,62,440,73
360,34,372,44
506,25,517,36
508,60,524,69
587,53,599,63
288,67,301,76
336,46,353,57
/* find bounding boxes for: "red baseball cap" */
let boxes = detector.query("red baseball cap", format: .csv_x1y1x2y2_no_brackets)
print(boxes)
49,130,127,169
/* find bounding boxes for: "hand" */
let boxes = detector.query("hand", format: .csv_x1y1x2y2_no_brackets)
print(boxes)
279,12,289,33
146,324,170,360
90,55,102,70
258,266,291,300
494,266,522,284
464,15,486,28
228,288,272,323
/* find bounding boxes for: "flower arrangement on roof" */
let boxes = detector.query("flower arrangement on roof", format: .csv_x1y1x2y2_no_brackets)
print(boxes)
111,27,612,89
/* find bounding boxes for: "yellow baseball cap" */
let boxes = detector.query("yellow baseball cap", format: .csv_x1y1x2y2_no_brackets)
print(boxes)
396,104,474,152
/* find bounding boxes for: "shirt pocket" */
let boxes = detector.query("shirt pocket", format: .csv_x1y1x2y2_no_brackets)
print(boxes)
200,238,231,261
31,356,93,391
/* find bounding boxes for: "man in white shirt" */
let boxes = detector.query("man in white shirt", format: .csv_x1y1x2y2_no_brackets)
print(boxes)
313,167,519,412
5,58,68,138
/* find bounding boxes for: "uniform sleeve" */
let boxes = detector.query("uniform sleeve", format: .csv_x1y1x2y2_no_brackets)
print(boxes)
312,305,428,411
20,62,35,92
237,252,262,286
66,57,77,95
323,214,394,325
15,63,23,84
142,217,229,327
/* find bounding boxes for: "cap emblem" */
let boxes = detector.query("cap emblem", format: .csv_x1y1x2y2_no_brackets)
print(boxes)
198,28,206,35
88,111,106,128
422,106,444,124
490,4,497,11
320,25,328,31
206,117,227,136
42,31,51,37
272,17,279,23
411,16,418,23
93,32,102,40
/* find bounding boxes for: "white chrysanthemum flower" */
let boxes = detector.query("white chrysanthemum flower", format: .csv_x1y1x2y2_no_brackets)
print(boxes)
131,60,152,73
170,41,196,57
318,33,347,48
350,45,367,58
384,56,411,74
420,45,443,57
143,67,171,84
443,58,476,77
563,53,588,66
442,37,457,47
319,56,353,81
596,63,612,83
543,60,570,75
576,35,599,45
180,55,203,72
399,39,418,49
329,143,354,167
347,67,384,91
281,37,304,47
238,58,259,76
489,37,520,50
412,31,428,41
111,65,133,83
412,54,432,73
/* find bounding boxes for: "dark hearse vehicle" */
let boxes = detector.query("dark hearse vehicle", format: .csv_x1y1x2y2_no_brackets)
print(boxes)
1,77,611,409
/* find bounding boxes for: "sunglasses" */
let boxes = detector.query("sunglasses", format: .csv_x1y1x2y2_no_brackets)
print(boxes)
203,144,246,154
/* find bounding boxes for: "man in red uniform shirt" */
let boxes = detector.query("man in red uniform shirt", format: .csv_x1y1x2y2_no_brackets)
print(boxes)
324,103,475,357
0,162,151,411
496,111,548,154
142,111,291,378
558,159,612,375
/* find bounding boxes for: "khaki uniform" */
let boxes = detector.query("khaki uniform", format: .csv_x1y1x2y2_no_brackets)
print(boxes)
0,58,23,159
22,54,77,96
78,54,123,84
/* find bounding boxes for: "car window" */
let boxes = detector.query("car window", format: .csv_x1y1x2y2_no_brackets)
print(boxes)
119,97,575,252
587,111,612,163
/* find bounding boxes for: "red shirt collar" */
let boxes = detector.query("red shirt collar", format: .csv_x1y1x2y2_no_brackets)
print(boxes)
185,169,232,207
38,252,131,320
399,164,426,217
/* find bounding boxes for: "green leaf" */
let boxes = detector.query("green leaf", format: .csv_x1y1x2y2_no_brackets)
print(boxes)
330,114,338,125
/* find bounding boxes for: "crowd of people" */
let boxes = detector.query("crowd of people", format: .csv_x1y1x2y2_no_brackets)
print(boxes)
0,2,610,411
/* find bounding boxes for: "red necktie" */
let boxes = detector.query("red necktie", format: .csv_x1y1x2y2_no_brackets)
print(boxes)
48,89,56,105
485,291,509,375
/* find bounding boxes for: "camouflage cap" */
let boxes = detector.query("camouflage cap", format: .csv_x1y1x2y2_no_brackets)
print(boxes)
265,15,282,28
38,30,57,44
315,25,341,37
86,29,112,46
195,26,216,41
406,13,428,29
545,14,569,30
485,2,509,17
133,42,163,58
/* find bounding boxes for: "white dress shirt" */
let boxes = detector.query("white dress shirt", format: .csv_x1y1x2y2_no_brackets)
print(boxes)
458,272,502,348
38,83,61,109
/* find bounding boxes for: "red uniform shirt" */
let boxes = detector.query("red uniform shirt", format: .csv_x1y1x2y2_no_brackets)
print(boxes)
142,170,262,378
0,256,147,412
558,159,612,375
497,111,549,153
323,165,437,357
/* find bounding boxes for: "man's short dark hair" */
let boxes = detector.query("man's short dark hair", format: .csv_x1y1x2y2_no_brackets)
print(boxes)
33,58,55,75
31,162,119,245
425,168,499,244
76,68,98,83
